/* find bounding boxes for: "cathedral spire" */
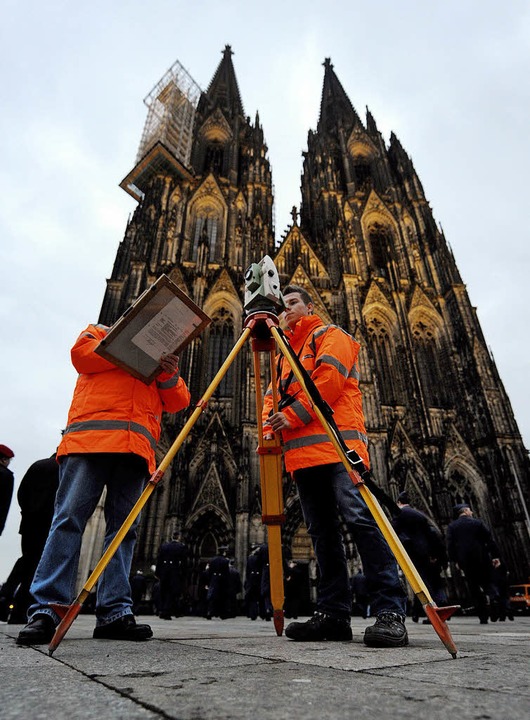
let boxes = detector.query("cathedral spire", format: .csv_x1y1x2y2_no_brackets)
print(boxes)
203,44,245,119
318,58,362,134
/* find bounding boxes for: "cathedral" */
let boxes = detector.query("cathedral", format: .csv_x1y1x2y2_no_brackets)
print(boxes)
84,46,530,605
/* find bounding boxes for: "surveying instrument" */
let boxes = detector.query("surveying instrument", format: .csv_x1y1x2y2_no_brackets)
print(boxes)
47,256,459,657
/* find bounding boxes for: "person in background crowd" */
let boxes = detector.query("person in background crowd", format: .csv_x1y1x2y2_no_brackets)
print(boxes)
130,570,147,616
205,546,230,620
446,504,500,624
350,568,369,619
155,532,188,620
392,491,447,622
284,559,305,619
0,444,15,537
196,563,210,618
257,542,272,621
0,453,59,623
245,544,263,621
490,560,514,622
227,559,242,618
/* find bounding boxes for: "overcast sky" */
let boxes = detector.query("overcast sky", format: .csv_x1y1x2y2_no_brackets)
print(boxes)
1,0,529,581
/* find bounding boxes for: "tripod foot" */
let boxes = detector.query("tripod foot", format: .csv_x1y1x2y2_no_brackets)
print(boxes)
273,608,284,636
424,604,460,658
48,602,83,655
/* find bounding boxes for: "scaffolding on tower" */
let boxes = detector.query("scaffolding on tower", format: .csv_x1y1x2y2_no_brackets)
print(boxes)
120,60,203,201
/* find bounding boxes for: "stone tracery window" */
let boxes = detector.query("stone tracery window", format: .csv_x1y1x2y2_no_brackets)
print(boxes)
207,308,234,395
366,315,404,404
368,224,392,278
204,142,225,174
191,209,221,262
447,471,475,509
411,318,446,407
353,158,371,187
412,320,435,343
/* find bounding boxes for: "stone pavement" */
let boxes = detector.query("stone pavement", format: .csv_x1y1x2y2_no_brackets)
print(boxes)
1,615,529,719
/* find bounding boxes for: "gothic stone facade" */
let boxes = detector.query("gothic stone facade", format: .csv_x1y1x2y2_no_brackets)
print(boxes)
92,48,530,604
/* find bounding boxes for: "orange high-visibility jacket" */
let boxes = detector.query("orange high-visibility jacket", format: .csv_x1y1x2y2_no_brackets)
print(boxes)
57,324,191,473
262,314,369,473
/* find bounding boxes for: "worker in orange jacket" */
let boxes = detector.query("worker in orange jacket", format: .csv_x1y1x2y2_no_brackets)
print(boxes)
18,323,190,646
263,285,407,647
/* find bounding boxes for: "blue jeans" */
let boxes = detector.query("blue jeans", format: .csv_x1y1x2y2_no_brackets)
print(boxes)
294,462,406,619
29,453,147,626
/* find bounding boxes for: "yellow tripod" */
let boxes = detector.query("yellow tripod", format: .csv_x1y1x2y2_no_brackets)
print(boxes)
48,300,458,658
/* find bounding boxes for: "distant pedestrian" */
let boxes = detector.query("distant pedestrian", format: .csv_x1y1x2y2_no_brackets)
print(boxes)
155,532,188,619
0,444,15,536
392,491,447,621
130,570,148,616
227,560,242,617
0,453,59,623
196,563,210,617
206,546,230,619
350,568,369,618
245,545,262,620
257,543,272,621
151,579,161,616
446,504,500,624
284,559,305,619
490,560,514,622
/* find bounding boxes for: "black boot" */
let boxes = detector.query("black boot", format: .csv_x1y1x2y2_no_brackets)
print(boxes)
93,615,152,641
17,614,56,645
364,612,408,647
285,611,352,641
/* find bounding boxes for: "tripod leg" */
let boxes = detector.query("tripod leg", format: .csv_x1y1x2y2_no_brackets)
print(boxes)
48,327,252,655
269,325,458,657
253,344,285,635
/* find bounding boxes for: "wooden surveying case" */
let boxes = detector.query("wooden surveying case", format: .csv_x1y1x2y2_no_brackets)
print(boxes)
48,256,459,657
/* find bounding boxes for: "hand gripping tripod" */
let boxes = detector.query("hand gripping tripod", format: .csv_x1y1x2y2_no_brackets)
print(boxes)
48,258,459,657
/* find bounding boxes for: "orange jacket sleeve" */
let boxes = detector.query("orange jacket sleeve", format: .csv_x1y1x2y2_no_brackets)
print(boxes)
155,370,191,413
71,325,117,375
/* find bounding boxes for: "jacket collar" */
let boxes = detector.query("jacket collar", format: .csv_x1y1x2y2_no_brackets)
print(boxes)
286,314,323,343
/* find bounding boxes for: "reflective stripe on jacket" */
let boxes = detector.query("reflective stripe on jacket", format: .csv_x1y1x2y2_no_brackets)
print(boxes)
262,314,369,473
57,324,190,473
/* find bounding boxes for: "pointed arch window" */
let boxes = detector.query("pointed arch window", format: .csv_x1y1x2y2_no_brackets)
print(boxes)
447,470,475,509
368,224,391,278
353,158,372,187
412,319,446,407
204,142,225,174
207,308,234,395
200,531,217,559
191,211,221,263
366,316,403,404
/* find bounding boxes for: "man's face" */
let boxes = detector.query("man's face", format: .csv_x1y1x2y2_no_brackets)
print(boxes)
283,292,313,329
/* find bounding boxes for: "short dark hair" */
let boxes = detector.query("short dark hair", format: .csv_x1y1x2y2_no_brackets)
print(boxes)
283,284,313,305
